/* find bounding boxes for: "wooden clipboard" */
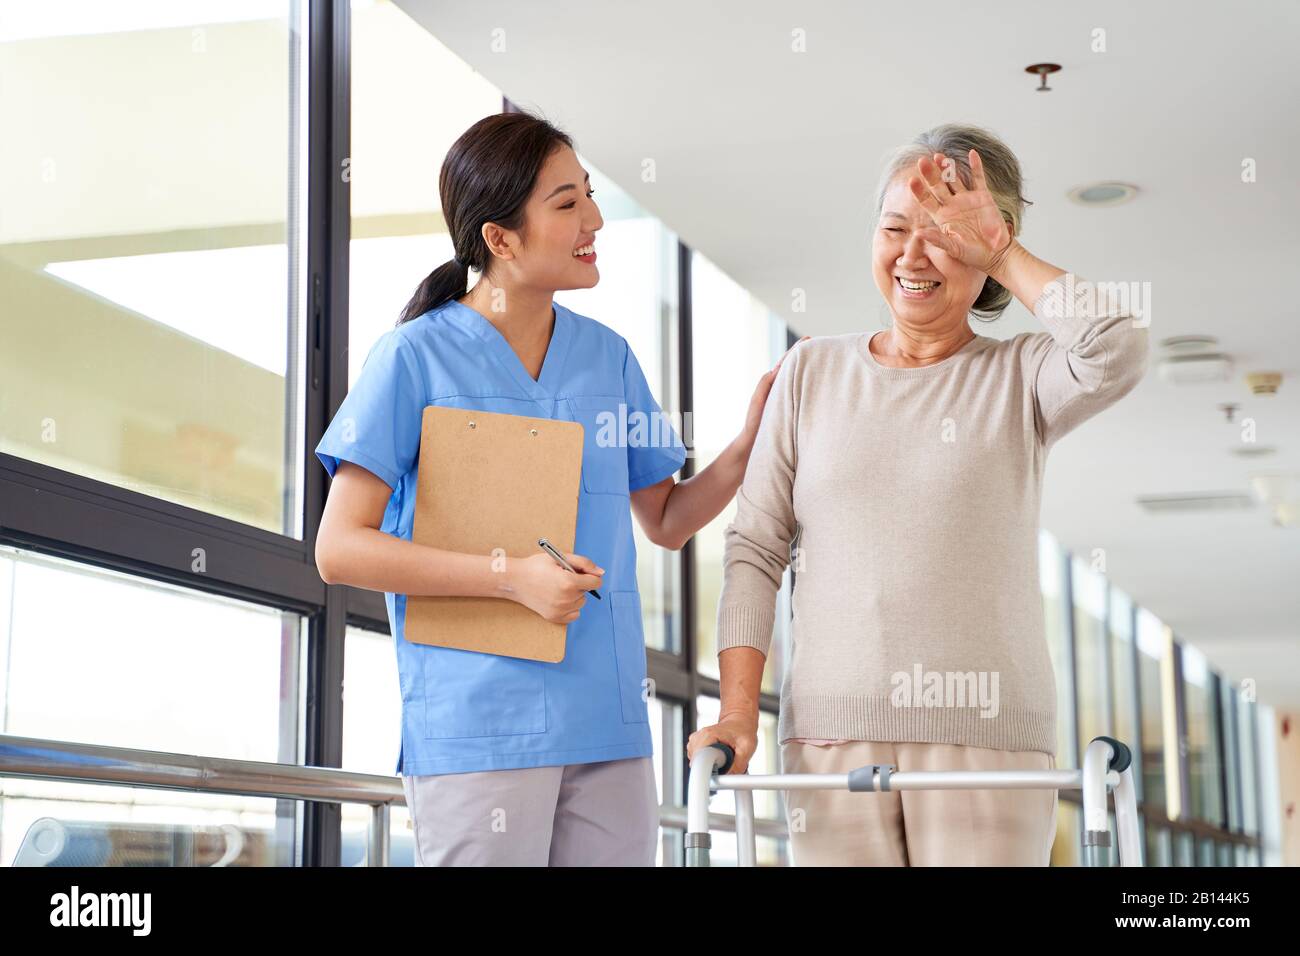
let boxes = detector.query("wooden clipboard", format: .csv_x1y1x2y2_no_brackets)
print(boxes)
403,404,584,663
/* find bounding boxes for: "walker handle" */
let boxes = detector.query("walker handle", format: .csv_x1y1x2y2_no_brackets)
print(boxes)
707,742,736,775
1094,735,1132,773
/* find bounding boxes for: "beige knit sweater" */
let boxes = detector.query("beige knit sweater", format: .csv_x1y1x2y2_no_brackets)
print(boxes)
716,273,1150,755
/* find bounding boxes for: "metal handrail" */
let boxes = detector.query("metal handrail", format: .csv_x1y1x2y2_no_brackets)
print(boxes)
0,733,403,866
0,733,774,867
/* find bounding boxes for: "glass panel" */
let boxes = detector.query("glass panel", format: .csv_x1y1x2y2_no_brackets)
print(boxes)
339,624,413,865
1,2,310,538
705,831,788,867
1196,836,1217,867
348,0,500,378
1182,645,1223,827
649,696,684,811
3,783,302,867
0,545,303,760
691,252,788,691
1145,822,1172,866
1109,588,1141,796
0,544,307,866
657,826,683,867
1173,831,1195,866
558,163,681,654
341,625,401,775
1071,555,1109,762
1136,608,1169,818
1040,530,1076,768
1237,694,1259,834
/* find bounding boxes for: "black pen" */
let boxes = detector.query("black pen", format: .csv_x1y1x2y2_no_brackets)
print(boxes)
537,537,602,600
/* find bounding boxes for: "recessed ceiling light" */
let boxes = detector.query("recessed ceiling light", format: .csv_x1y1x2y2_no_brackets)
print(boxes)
1067,182,1140,207
1160,335,1219,354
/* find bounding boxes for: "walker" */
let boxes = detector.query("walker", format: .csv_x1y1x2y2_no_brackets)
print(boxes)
685,735,1142,866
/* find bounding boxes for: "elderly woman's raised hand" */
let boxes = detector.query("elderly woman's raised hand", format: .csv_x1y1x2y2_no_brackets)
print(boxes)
908,148,1016,276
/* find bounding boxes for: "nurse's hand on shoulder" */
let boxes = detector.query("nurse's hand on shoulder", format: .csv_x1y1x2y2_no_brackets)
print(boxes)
507,551,605,624
686,712,760,775
737,336,810,449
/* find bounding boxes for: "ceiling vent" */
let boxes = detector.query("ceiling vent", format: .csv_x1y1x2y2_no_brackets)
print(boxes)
1136,492,1256,513
1156,336,1232,385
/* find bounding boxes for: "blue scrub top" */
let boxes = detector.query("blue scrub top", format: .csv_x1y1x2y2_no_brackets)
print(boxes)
315,299,686,776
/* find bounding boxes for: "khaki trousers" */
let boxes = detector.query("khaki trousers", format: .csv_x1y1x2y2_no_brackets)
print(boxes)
781,741,1058,866
401,756,657,866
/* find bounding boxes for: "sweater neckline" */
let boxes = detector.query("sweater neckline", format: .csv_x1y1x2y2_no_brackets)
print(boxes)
858,329,989,375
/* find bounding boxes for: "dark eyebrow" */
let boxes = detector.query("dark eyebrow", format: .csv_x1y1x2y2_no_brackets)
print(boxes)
543,171,591,202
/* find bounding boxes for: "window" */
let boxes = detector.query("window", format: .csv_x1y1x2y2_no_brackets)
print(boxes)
1109,588,1141,796
1136,607,1170,819
691,252,790,691
0,544,306,866
1071,555,1110,761
347,0,501,380
1237,692,1259,835
649,696,684,865
1181,645,1223,827
1,2,311,537
1145,823,1172,866
1039,530,1076,768
339,624,413,865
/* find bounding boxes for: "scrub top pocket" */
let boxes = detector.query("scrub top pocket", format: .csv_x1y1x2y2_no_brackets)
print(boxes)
610,590,650,724
567,395,631,497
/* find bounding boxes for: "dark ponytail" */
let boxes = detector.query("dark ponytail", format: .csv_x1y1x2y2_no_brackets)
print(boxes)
397,110,574,325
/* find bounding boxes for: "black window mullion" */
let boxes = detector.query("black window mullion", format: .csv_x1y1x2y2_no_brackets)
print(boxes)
677,241,698,808
300,0,351,868
0,454,323,612
1126,600,1144,803
1062,550,1081,765
1210,672,1229,831
1171,639,1191,823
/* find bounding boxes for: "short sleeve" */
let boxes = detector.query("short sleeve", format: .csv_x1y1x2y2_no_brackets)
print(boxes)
315,330,426,490
621,339,687,492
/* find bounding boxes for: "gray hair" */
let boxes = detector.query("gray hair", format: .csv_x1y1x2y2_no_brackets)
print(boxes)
872,123,1032,320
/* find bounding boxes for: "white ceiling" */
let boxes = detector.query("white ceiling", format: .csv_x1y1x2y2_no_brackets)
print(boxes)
399,0,1300,708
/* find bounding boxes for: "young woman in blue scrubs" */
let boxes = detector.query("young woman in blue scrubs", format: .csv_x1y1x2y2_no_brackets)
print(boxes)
314,111,797,866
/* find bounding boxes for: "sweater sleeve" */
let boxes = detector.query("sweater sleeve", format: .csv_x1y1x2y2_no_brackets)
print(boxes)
715,343,803,658
1024,272,1151,448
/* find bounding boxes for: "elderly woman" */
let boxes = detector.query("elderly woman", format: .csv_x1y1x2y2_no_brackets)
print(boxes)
686,124,1149,866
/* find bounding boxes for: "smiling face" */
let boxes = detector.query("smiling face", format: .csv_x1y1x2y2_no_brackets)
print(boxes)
489,144,604,293
871,172,985,332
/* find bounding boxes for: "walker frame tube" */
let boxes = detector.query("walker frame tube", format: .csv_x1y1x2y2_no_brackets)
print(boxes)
684,735,1142,867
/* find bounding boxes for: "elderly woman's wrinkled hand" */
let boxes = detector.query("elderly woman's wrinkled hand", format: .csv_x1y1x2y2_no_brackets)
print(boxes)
908,148,1016,276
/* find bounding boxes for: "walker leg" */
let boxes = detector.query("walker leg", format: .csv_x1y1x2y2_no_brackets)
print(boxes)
735,789,756,867
1113,765,1143,867
685,838,711,867
685,745,732,867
